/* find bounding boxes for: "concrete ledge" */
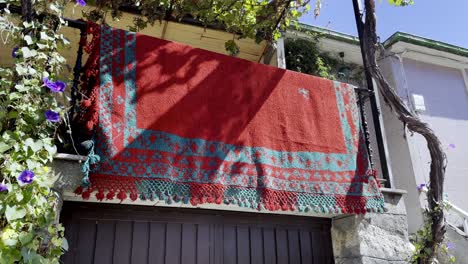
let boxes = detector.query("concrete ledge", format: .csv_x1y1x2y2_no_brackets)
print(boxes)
380,188,407,195
55,153,87,161
52,154,84,192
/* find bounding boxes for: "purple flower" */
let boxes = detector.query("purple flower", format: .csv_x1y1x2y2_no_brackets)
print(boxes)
45,110,60,122
448,143,456,149
76,0,86,6
447,242,455,250
18,170,35,185
0,182,7,192
12,46,19,58
42,77,66,92
417,183,426,191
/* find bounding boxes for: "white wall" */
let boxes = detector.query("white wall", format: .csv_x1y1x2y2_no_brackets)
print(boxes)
379,54,468,233
378,56,425,234
401,58,468,212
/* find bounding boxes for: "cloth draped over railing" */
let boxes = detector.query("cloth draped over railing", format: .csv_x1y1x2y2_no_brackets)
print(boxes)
73,22,384,214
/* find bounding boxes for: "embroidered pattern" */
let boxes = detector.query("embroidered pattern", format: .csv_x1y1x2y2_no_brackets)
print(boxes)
76,23,385,214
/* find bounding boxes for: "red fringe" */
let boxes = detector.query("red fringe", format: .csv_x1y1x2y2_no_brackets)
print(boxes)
189,183,225,206
262,189,297,211
76,22,101,135
74,175,380,214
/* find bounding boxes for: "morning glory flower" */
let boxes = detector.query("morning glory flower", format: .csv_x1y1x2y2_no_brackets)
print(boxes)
43,77,66,92
0,181,7,192
45,110,60,122
76,0,86,6
12,46,19,58
447,242,455,250
417,183,427,192
18,170,35,185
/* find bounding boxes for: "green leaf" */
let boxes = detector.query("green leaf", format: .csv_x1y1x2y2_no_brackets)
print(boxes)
23,21,33,28
25,138,43,152
0,248,21,263
5,205,27,222
0,141,11,153
44,142,57,157
36,43,49,50
24,35,34,45
51,236,62,247
16,191,24,202
225,40,240,56
40,31,52,41
15,65,28,76
1,228,19,247
19,231,35,246
15,84,30,92
21,47,38,58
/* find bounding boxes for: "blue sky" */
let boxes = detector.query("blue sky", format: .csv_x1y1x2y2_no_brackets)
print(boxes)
299,0,468,48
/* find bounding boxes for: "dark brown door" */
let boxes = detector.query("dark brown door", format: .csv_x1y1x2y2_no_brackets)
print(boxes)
61,202,333,264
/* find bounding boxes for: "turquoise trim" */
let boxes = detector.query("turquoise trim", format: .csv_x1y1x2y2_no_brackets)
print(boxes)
124,31,138,146
98,25,117,157
96,159,378,196
127,130,355,171
132,180,385,213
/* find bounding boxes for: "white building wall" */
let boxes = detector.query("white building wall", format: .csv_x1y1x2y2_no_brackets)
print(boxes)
378,56,425,234
401,58,468,212
378,53,468,233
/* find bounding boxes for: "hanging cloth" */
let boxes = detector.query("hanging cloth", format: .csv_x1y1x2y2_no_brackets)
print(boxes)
75,22,384,214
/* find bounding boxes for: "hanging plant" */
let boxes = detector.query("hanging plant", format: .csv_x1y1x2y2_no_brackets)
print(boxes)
0,0,73,262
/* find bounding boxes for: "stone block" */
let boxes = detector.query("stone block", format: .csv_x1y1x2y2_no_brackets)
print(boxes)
332,190,413,264
358,220,412,261
363,214,409,239
51,155,84,192
382,190,407,216
336,255,411,264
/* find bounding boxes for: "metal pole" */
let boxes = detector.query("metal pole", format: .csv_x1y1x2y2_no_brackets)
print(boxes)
352,0,391,187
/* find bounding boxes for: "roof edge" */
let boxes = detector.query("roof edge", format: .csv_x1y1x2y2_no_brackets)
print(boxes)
383,32,468,58
292,23,468,58
292,23,360,46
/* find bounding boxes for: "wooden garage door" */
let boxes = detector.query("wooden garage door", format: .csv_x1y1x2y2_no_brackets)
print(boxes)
60,202,333,264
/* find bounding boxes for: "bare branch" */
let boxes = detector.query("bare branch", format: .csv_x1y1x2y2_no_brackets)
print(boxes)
361,0,447,262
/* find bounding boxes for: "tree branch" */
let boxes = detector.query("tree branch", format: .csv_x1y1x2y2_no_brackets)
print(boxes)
361,0,447,263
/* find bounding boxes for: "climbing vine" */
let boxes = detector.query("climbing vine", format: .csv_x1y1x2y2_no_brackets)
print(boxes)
360,0,449,263
0,1,72,262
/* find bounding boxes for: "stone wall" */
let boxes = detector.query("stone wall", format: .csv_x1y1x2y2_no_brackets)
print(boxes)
332,189,413,264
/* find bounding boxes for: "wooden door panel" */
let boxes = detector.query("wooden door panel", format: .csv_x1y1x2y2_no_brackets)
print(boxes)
113,221,133,264
61,202,333,264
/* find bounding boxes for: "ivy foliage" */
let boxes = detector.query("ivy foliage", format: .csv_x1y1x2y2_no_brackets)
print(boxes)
285,37,337,79
284,36,365,87
410,201,456,263
387,0,414,6
82,0,312,55
0,1,70,263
